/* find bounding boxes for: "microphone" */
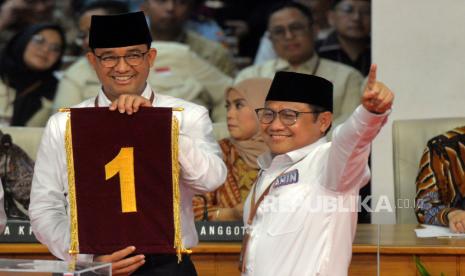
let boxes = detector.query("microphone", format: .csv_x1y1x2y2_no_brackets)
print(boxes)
194,194,209,221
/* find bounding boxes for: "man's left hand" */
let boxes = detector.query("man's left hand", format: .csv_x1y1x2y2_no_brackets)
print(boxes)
109,94,151,115
362,64,395,114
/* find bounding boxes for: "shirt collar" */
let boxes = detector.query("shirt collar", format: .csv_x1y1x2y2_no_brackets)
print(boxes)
97,83,152,107
275,53,319,72
257,136,328,169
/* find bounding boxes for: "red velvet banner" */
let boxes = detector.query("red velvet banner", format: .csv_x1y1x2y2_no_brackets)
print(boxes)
69,107,176,255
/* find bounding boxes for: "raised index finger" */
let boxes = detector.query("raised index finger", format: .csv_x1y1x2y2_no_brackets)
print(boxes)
366,64,377,91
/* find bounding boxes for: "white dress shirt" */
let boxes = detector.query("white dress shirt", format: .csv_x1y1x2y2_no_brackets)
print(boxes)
29,84,227,261
242,106,388,276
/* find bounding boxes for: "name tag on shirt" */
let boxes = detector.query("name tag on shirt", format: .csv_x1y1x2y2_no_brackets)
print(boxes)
273,169,299,188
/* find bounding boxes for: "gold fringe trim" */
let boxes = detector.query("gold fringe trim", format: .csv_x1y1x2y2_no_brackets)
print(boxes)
68,255,77,271
65,114,80,255
59,108,70,112
171,115,185,263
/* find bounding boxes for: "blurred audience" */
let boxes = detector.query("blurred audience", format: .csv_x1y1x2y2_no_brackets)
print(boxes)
0,0,56,51
186,3,226,42
254,0,333,65
415,126,465,233
0,23,65,126
193,78,271,221
236,2,363,129
142,0,236,76
73,0,130,55
301,0,333,39
316,0,371,75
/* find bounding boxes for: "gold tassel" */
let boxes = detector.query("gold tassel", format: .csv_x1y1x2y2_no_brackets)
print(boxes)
65,114,80,255
68,254,77,272
171,115,185,263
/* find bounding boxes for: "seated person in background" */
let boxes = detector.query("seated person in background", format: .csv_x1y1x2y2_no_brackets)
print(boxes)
236,1,363,129
193,78,271,221
415,126,465,233
0,0,56,52
0,23,66,126
316,0,371,76
142,0,236,76
254,0,333,65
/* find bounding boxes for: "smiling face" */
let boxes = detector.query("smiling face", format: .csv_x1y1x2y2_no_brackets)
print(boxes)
87,44,157,101
23,29,63,71
260,101,331,154
226,88,260,141
268,7,315,66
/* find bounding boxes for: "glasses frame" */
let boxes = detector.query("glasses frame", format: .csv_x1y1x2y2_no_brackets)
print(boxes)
30,34,62,54
93,51,149,68
255,108,319,126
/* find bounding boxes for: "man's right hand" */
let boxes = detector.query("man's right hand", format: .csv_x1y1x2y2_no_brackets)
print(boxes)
109,94,152,115
448,210,465,233
95,246,145,275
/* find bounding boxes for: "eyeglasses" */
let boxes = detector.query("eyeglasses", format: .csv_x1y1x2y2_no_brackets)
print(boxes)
268,22,310,40
93,51,149,68
336,3,371,17
30,34,62,53
255,108,318,126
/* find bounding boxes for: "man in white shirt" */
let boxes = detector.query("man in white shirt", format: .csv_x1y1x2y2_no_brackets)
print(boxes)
29,11,226,276
241,65,393,275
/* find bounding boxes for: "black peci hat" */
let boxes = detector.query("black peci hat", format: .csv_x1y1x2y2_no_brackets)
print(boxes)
88,11,152,49
266,71,333,112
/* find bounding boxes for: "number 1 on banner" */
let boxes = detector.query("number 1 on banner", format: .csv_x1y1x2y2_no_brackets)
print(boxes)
105,147,137,213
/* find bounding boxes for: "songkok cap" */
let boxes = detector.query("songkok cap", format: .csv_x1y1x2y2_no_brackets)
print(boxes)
266,71,333,112
89,11,152,49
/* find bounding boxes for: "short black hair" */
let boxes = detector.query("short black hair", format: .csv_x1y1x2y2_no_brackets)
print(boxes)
79,0,129,17
267,1,314,27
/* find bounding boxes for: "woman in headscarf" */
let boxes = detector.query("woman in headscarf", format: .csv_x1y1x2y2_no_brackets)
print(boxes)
193,78,272,221
0,23,65,126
